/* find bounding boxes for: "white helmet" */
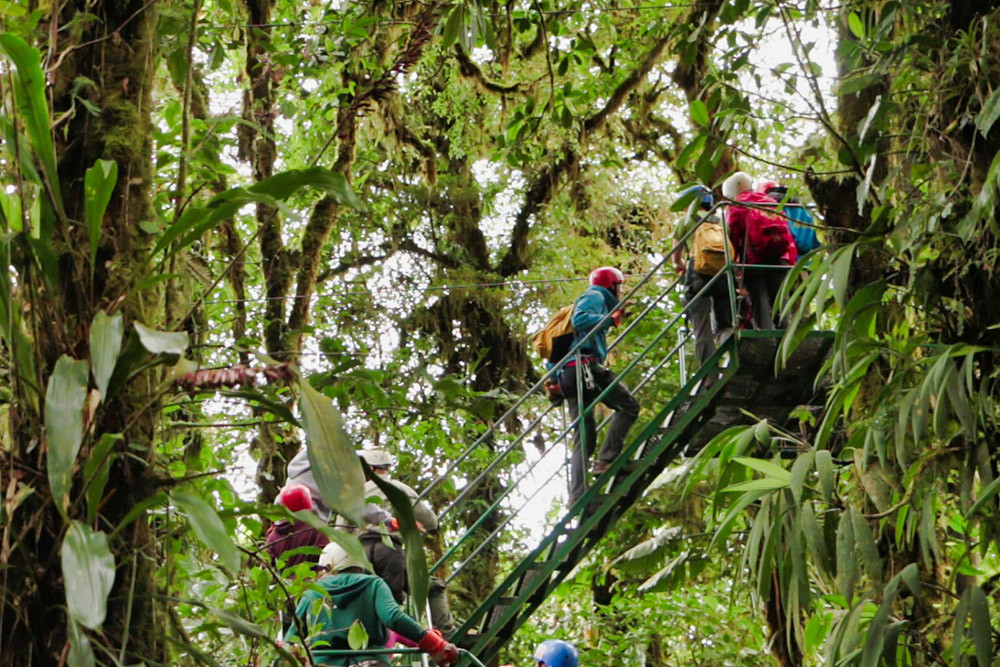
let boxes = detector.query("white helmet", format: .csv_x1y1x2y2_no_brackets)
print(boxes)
722,171,753,200
319,542,368,572
359,448,393,468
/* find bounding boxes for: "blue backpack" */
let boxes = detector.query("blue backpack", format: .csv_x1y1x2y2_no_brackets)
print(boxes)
767,187,820,255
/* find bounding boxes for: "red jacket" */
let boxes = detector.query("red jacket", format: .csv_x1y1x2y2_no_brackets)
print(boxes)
265,519,329,572
727,191,797,265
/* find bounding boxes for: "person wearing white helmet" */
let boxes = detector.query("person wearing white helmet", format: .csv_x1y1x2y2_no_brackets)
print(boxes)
349,448,456,636
722,171,797,330
284,542,458,666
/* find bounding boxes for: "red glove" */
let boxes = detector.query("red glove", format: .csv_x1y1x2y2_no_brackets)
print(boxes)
612,309,623,327
418,629,459,664
388,517,426,533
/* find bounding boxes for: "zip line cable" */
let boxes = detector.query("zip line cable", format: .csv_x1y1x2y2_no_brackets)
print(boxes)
199,3,721,32
199,272,667,304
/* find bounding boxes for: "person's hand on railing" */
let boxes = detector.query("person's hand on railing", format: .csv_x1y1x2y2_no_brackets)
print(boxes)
419,628,459,664
612,302,628,327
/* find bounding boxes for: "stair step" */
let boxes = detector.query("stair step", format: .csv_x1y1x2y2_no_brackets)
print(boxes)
461,332,833,665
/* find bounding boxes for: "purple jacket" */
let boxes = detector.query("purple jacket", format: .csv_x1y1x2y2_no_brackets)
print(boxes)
265,520,330,572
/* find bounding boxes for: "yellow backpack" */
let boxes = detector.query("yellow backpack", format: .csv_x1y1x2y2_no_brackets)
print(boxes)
532,304,575,362
692,220,733,275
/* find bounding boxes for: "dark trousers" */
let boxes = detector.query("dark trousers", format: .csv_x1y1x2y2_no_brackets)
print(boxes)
685,263,734,364
744,265,790,330
559,363,640,504
360,534,455,630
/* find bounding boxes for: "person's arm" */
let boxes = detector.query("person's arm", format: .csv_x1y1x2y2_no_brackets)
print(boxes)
372,577,429,642
672,245,686,274
372,580,458,665
726,207,746,257
391,481,439,531
570,290,611,335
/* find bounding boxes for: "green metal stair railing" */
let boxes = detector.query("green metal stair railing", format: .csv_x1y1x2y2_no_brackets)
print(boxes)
408,200,829,666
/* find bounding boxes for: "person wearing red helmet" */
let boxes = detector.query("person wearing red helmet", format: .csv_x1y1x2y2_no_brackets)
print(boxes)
265,482,330,573
558,267,640,506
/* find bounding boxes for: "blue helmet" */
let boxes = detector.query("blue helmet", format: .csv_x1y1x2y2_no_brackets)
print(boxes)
534,639,579,667
679,185,714,208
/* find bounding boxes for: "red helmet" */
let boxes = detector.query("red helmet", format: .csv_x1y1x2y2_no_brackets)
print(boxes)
589,267,624,291
277,483,314,512
756,180,779,194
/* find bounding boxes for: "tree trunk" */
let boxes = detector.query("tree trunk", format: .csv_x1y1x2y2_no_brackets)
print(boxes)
1,1,165,664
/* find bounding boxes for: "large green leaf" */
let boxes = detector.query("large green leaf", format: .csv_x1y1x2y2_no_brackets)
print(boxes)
347,619,369,650
689,99,709,127
298,377,365,525
134,322,189,356
172,491,241,574
84,159,117,272
0,33,63,222
975,88,1000,138
90,311,123,400
67,620,96,667
45,355,89,517
836,511,857,602
61,521,116,630
969,585,991,667
152,168,364,260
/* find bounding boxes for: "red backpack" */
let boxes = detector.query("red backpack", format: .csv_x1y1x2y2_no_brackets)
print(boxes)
739,192,792,262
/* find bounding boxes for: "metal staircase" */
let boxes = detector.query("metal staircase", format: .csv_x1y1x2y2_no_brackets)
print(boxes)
408,202,832,666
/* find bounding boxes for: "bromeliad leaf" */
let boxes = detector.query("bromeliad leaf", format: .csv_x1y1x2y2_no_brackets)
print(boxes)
172,491,241,574
61,521,116,630
298,376,365,525
45,355,89,518
721,477,790,492
90,311,123,400
732,456,791,482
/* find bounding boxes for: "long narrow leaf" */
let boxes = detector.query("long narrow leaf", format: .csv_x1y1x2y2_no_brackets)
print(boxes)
0,34,63,221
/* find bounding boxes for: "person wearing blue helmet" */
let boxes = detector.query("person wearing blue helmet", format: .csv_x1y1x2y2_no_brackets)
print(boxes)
672,185,735,365
534,639,579,667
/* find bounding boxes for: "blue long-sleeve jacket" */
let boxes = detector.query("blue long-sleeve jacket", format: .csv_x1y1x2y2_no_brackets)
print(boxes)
570,285,619,363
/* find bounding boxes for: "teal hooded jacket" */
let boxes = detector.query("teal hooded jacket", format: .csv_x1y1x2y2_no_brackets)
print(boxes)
284,572,426,665
570,284,619,363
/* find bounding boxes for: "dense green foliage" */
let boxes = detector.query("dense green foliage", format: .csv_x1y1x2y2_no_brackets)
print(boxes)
1,0,999,665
